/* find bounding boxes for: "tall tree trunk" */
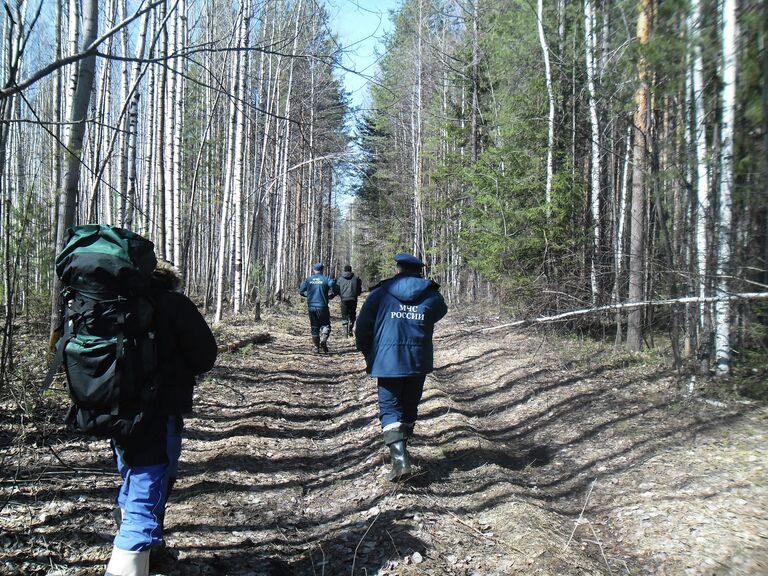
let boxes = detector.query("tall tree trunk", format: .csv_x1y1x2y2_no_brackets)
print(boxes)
233,5,250,315
714,0,737,376
470,0,479,164
125,6,151,230
537,0,555,213
214,12,243,322
56,0,99,254
171,1,186,266
626,0,650,352
49,0,65,335
613,125,631,345
584,0,601,304
689,0,712,369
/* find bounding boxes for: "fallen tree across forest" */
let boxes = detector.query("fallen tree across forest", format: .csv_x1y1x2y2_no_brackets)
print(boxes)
479,291,768,332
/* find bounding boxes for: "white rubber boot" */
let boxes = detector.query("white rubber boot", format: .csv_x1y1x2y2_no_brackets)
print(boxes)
105,547,149,576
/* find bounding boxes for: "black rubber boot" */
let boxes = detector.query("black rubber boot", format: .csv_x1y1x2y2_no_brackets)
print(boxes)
386,440,412,481
383,427,412,481
348,321,354,337
342,322,349,338
312,336,321,354
320,330,329,353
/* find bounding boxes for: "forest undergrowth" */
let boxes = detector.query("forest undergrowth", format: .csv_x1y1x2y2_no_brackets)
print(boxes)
0,304,766,575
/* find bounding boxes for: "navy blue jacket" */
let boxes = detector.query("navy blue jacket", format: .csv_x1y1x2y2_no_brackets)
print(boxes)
355,272,448,377
299,273,337,309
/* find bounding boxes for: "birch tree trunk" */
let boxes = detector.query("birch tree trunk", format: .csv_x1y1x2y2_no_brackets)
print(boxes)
155,1,167,257
412,0,425,259
48,0,98,339
232,4,251,315
57,0,99,245
171,1,185,266
537,0,554,212
583,0,601,304
274,0,303,299
214,13,243,323
714,0,737,376
164,3,177,260
470,0,479,164
613,125,631,344
125,5,151,230
688,0,711,368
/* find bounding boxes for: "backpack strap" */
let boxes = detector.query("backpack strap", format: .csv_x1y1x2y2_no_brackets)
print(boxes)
41,316,72,393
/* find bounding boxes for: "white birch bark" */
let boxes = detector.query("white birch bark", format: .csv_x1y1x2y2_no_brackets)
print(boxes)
714,0,737,376
537,0,555,212
584,0,601,303
117,0,130,226
63,0,80,139
215,12,244,322
232,4,251,315
126,5,151,230
274,0,303,298
611,125,632,344
57,0,98,243
141,22,156,237
690,0,710,305
171,0,185,266
412,0,425,260
164,3,177,260
155,2,167,254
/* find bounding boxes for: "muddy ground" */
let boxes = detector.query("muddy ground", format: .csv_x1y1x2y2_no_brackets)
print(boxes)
1,305,766,575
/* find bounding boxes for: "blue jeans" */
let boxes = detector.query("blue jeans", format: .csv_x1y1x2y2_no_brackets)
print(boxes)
377,375,427,429
114,417,182,551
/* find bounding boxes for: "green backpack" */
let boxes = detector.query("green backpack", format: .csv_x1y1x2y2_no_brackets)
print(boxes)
44,224,160,439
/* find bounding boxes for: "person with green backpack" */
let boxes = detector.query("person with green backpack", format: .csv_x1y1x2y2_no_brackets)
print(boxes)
47,225,217,576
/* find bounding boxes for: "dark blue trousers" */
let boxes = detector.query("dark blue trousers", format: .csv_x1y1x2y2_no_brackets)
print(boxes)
377,375,427,429
307,307,331,337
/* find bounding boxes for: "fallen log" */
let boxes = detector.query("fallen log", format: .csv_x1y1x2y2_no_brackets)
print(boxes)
478,291,768,333
217,333,272,353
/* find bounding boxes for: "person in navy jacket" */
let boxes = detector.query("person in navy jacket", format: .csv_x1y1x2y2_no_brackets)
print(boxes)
355,253,448,480
299,263,337,353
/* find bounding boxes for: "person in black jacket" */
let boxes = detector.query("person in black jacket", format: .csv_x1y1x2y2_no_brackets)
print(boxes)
335,265,363,337
106,261,217,576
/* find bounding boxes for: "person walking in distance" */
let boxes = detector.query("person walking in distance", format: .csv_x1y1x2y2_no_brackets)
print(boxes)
355,253,448,480
336,264,363,337
299,262,337,353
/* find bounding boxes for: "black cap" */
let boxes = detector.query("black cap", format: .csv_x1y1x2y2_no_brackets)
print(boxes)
394,253,424,268
343,265,352,272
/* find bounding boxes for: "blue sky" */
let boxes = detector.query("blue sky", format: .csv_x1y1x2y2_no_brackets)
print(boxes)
326,0,402,208
327,0,402,110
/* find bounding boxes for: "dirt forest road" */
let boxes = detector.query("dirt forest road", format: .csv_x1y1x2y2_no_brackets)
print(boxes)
2,307,767,575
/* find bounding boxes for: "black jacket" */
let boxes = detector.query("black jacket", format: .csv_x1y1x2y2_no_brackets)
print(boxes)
154,289,217,415
336,271,362,301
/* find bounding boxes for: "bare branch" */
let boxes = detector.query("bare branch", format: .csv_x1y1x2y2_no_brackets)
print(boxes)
0,0,164,99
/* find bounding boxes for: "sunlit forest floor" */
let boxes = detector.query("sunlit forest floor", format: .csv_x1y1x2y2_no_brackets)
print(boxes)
1,304,767,575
